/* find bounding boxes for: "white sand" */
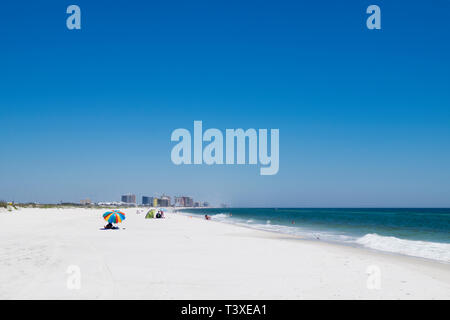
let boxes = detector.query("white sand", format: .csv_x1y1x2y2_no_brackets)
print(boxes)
0,207,449,299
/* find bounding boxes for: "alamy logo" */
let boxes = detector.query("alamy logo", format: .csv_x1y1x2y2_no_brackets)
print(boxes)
366,265,381,290
66,265,81,290
366,5,381,30
66,5,81,30
171,121,279,175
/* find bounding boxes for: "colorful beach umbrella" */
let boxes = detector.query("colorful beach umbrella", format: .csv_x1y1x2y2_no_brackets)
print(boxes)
103,210,126,224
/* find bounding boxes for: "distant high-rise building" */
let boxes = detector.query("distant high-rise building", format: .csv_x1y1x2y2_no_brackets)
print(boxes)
153,198,159,207
142,196,153,205
160,195,171,207
159,198,170,207
121,194,136,204
175,196,194,207
174,196,184,207
184,197,194,207
194,202,200,207
203,202,209,207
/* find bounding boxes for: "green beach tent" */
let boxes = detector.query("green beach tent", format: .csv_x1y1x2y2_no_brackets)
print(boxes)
145,209,155,219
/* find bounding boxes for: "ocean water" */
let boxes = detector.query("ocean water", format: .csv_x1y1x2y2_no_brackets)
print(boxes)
178,208,450,263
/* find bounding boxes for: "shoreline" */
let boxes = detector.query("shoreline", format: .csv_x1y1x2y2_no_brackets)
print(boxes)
0,207,449,299
175,208,450,264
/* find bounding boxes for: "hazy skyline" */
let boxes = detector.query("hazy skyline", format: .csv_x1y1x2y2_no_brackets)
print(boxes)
1,1,450,207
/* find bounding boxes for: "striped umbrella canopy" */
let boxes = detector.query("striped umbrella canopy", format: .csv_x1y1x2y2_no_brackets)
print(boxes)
103,210,126,224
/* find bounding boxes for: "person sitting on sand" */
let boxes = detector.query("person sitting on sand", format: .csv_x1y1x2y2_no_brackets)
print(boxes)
156,211,162,218
105,222,114,229
205,215,211,220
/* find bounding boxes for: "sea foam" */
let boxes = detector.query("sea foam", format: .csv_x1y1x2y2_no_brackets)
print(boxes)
356,233,450,263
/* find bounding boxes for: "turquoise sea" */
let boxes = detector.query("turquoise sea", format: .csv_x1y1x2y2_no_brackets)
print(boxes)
178,208,450,263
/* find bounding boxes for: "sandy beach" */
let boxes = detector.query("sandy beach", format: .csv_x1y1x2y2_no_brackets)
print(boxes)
0,207,449,299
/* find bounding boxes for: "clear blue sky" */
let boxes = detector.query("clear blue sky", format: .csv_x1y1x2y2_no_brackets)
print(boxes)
1,1,449,206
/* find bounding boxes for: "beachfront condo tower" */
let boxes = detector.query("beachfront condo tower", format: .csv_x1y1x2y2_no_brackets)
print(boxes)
121,194,136,204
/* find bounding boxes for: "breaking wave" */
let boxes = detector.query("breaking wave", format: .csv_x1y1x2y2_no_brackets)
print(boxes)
356,233,450,263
